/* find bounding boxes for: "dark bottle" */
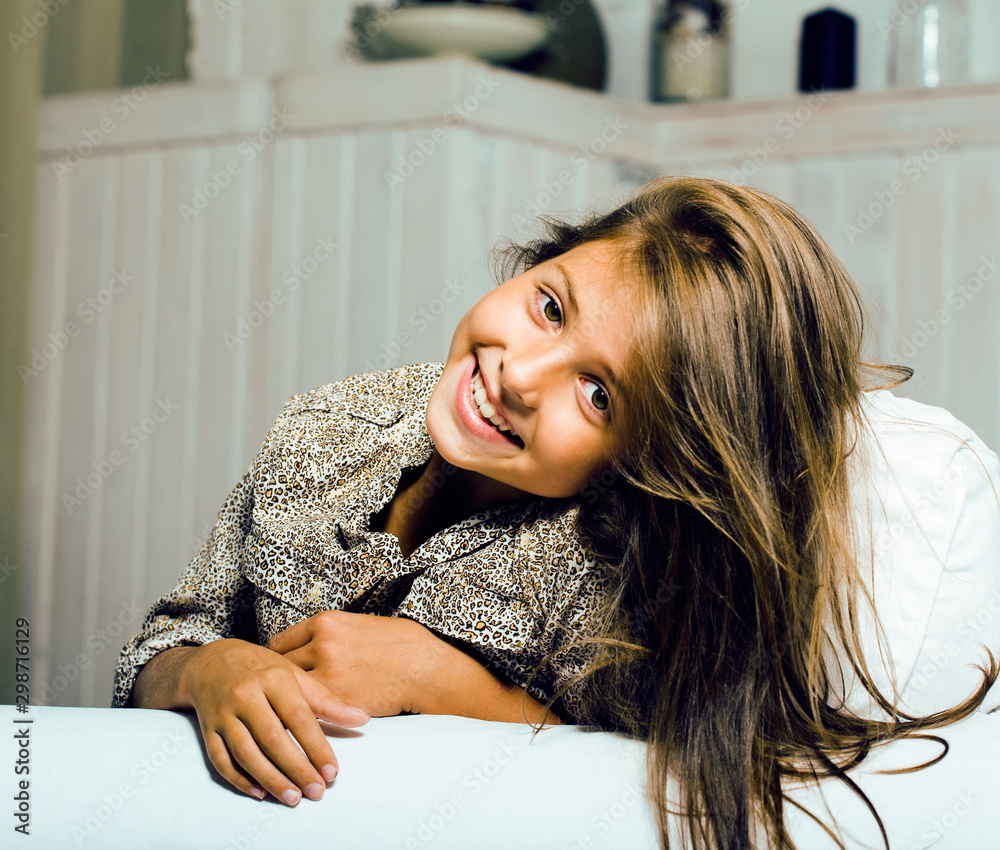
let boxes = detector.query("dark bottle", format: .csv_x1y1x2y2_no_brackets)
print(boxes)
799,7,856,92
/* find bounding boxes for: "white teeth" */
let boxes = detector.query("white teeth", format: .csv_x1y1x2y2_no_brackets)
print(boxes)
470,368,517,438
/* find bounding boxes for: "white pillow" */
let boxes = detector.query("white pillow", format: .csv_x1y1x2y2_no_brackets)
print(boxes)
828,390,1000,718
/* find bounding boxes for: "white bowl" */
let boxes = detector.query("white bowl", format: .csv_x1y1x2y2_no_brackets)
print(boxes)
369,5,551,63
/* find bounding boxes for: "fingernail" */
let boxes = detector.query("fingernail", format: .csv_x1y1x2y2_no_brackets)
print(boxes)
249,786,266,800
321,764,338,782
347,707,370,722
305,782,324,801
281,788,301,806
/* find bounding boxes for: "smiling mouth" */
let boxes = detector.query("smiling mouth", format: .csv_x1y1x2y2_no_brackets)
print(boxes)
471,365,524,448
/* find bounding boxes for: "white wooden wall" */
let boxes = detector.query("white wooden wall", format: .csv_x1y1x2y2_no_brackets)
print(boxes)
26,59,1000,706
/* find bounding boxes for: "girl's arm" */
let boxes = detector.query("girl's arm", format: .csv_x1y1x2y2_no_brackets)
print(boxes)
118,470,370,807
113,473,258,708
407,629,564,725
268,611,563,726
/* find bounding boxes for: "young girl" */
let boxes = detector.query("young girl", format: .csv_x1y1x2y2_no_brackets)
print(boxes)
114,176,1000,849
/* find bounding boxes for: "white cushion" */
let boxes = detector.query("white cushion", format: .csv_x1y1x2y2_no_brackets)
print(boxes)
5,704,1000,848
829,390,1000,718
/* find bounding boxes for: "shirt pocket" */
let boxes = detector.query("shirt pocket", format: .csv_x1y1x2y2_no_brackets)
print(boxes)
455,530,551,617
460,558,530,603
242,528,326,617
242,524,391,618
445,558,544,650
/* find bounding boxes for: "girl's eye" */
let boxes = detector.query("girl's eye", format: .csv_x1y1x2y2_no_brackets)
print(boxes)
583,380,609,413
540,292,562,325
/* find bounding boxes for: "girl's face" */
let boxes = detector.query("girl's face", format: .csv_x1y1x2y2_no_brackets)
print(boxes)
426,240,637,501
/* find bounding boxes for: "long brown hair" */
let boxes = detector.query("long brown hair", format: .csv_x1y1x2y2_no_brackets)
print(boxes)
499,177,998,849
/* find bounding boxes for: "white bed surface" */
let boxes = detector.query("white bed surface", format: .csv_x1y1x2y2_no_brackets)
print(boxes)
4,705,1000,848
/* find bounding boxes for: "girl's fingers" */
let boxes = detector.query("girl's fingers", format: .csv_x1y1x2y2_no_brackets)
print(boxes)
269,684,343,784
202,727,266,800
225,712,318,806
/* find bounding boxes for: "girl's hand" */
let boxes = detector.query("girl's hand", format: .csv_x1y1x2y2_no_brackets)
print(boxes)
269,611,563,725
266,611,442,717
177,638,370,805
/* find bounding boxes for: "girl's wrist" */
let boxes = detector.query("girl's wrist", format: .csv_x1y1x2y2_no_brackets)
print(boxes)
132,645,201,710
173,644,207,709
402,621,461,716
409,628,560,724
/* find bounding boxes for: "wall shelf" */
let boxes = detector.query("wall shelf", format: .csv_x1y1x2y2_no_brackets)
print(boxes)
38,56,1000,167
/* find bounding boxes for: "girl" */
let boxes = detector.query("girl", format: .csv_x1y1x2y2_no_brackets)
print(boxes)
115,177,1000,849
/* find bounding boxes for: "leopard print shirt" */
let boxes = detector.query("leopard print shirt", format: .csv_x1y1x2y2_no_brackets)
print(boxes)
112,363,613,722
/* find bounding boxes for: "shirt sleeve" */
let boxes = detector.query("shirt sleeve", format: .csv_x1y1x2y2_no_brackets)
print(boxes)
523,521,620,727
543,567,610,725
111,471,258,707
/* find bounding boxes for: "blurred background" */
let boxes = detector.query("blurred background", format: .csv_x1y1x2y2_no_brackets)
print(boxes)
2,0,999,707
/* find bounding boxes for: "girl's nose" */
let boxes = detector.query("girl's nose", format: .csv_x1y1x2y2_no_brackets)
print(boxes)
499,342,564,411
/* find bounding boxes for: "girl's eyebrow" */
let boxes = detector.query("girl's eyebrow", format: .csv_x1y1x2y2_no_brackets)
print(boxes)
553,262,619,392
553,263,579,315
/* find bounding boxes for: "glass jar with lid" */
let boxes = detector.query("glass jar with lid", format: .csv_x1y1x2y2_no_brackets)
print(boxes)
651,1,730,103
